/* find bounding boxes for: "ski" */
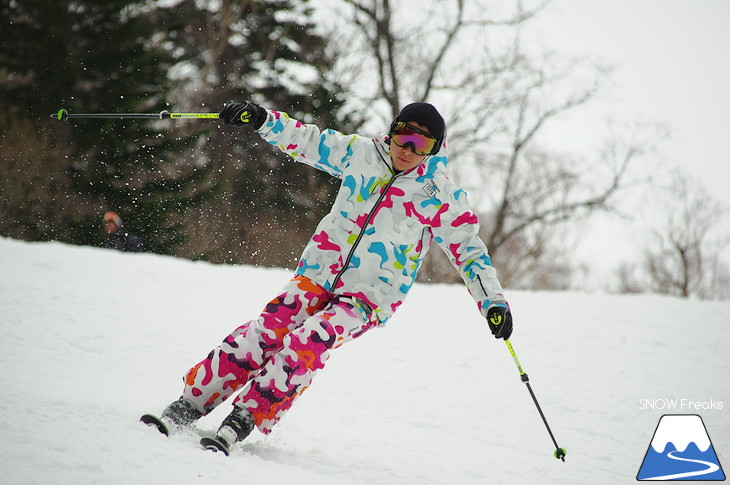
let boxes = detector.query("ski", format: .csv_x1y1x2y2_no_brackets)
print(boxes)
140,414,170,436
200,436,231,456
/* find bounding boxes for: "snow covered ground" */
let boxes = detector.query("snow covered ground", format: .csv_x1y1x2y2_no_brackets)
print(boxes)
1,236,728,484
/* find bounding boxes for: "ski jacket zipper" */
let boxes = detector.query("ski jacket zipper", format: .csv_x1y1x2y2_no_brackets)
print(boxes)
331,170,402,291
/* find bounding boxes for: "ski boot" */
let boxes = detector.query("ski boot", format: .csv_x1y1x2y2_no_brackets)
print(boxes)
141,397,203,436
200,406,255,456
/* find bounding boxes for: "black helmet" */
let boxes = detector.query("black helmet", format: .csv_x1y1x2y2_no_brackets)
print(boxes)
389,102,446,155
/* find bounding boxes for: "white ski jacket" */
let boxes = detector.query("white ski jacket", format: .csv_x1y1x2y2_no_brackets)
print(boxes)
256,110,506,324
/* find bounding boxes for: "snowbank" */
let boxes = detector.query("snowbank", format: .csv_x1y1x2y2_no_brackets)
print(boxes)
1,237,727,484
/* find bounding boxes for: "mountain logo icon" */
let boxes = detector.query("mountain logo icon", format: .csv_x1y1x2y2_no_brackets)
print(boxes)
637,414,726,481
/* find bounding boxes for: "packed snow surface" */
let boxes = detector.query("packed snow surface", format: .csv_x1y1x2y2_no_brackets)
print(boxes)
1,237,728,484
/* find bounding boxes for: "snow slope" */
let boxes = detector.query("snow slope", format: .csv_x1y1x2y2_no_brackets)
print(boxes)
1,237,728,484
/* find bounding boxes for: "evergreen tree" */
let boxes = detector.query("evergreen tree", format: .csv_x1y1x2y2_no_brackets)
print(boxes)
0,0,217,253
151,0,350,265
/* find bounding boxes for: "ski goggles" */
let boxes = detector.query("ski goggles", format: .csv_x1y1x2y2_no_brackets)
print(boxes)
390,121,438,156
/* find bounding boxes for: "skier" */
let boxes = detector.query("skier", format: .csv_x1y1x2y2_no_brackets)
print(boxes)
103,210,143,252
145,101,513,454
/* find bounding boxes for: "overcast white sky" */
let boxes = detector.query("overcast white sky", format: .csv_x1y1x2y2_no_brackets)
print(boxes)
524,0,730,282
315,0,730,286
531,0,730,203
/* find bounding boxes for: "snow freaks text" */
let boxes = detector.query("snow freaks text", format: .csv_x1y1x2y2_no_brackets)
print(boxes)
639,398,724,411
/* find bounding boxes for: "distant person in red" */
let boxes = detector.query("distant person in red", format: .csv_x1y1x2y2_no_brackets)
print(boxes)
103,211,143,252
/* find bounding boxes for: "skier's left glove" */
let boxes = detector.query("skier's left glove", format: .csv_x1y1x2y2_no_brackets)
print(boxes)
486,304,513,340
219,101,267,129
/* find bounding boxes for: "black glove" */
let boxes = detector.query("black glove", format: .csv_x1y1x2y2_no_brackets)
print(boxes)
486,305,513,340
219,102,267,129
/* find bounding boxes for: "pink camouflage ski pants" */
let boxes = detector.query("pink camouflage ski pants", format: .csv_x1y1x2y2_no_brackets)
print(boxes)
182,275,379,434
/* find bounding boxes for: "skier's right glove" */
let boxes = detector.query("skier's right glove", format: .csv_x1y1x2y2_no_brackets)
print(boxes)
486,304,513,340
219,101,267,129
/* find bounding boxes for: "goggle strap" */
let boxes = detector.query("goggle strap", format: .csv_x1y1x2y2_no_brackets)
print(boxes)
392,121,435,139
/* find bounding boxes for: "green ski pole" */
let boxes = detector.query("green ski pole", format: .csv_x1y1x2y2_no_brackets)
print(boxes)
505,339,567,462
50,109,220,121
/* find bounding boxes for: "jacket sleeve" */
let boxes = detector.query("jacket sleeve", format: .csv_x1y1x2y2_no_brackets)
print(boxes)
431,184,507,315
255,109,363,179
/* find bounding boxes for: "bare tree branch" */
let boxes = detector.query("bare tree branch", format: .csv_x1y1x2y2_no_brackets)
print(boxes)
419,0,465,101
638,171,730,299
324,0,668,289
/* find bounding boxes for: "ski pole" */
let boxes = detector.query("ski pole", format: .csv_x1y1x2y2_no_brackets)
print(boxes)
505,339,567,462
50,108,220,122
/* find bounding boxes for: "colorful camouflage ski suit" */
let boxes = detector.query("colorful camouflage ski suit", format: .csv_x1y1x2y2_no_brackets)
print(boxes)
182,109,506,433
261,110,506,322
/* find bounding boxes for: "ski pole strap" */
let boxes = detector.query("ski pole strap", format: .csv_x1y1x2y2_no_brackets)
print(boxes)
505,339,529,382
51,109,220,121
